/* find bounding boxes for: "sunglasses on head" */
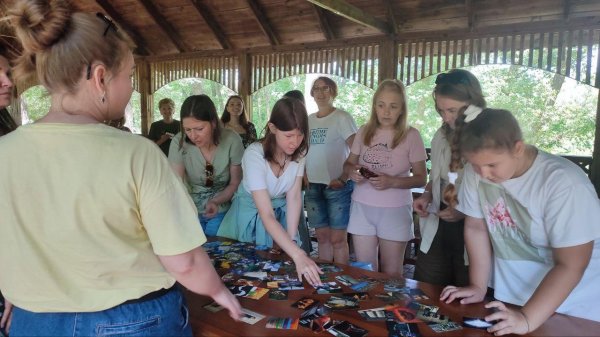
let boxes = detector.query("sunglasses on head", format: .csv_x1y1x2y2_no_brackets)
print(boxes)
435,72,469,85
205,162,214,187
86,13,119,80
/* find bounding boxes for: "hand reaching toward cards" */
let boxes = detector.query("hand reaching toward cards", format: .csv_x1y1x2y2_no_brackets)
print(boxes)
484,301,529,335
212,287,243,321
440,284,486,304
292,253,323,286
0,299,12,334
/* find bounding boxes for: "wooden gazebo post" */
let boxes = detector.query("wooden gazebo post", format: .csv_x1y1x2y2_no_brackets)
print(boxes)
238,52,253,120
137,60,153,135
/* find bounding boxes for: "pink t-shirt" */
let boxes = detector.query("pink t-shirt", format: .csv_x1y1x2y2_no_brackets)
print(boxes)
350,126,427,207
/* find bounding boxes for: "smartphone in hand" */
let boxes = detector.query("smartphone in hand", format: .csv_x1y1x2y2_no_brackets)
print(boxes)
358,167,378,178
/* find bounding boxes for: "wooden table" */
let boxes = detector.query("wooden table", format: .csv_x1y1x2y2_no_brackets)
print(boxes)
185,241,600,336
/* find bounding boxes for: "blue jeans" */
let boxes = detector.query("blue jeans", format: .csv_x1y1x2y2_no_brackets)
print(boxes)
10,287,192,337
200,212,226,236
304,181,353,230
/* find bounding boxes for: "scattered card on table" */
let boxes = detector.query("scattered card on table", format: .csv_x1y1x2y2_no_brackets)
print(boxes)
386,321,421,337
429,321,462,333
358,307,387,321
386,305,420,323
342,292,370,301
268,289,288,300
279,280,304,290
240,308,265,325
266,317,299,330
325,295,359,310
313,281,342,294
291,296,318,310
246,287,269,300
463,317,494,329
328,320,368,337
311,315,332,332
203,301,224,313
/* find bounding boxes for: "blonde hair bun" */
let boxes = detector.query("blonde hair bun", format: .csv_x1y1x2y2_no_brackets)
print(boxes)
9,0,71,54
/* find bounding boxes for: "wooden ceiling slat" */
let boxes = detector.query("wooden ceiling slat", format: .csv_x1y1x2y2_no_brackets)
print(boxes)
306,0,391,35
189,0,232,49
96,0,151,55
137,0,190,52
246,0,280,46
313,5,335,40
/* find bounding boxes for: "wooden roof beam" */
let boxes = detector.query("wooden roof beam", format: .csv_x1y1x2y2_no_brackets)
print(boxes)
313,5,335,40
466,0,474,32
384,0,399,36
189,0,231,50
246,0,280,46
96,0,151,56
306,0,392,35
137,0,190,52
563,0,571,22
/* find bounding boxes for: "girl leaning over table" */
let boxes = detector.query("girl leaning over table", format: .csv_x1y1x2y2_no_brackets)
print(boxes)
218,97,324,285
440,107,600,335
0,1,241,336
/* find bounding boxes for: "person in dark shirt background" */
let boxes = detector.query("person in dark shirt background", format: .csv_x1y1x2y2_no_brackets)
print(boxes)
148,98,180,156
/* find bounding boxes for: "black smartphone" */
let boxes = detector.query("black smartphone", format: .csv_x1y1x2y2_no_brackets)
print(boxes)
359,167,378,178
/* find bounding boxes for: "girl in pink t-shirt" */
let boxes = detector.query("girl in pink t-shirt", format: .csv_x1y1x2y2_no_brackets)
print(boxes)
343,79,427,277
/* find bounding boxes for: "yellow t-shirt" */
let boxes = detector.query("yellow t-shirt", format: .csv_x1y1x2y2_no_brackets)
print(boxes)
0,123,206,312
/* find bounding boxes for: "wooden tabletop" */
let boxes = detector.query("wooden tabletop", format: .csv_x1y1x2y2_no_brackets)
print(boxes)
185,241,600,337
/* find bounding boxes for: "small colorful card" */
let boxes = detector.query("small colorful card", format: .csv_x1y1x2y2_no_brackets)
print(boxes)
265,317,299,330
245,287,269,300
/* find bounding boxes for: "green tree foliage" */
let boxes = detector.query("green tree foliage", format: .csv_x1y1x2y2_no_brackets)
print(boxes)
18,66,597,156
153,78,235,123
405,65,597,155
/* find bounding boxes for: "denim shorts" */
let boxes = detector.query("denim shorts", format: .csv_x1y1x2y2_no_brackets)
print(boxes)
304,181,353,230
200,212,226,237
10,287,192,337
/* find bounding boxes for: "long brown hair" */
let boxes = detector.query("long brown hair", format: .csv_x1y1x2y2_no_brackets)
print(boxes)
261,97,309,163
433,69,486,141
8,0,134,94
363,79,409,149
221,95,251,132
